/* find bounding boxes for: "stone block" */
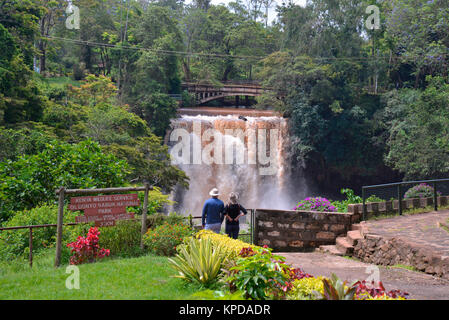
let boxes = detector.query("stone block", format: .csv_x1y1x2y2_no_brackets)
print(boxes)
289,240,304,248
267,230,280,237
274,240,287,248
258,220,273,228
330,224,346,232
277,222,290,229
438,196,448,206
292,222,305,229
316,231,335,240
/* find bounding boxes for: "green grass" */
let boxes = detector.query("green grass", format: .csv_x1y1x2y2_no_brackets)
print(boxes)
0,250,199,300
387,264,420,273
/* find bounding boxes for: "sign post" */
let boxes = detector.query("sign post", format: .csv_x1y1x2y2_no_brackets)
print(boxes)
54,186,151,268
141,183,150,249
55,187,65,268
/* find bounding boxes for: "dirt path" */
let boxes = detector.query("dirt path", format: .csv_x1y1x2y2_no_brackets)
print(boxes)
280,251,449,300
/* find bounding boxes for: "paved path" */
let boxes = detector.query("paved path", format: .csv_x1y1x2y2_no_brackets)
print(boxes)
281,252,449,300
364,210,449,258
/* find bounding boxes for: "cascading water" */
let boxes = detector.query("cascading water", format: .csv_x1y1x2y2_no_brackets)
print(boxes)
165,111,305,215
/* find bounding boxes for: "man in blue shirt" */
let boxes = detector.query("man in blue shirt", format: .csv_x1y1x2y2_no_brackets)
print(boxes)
202,188,224,233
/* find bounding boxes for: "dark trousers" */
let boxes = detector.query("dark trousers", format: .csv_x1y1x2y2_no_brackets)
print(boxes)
225,224,240,239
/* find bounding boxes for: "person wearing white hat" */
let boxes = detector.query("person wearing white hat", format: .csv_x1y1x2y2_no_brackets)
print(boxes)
201,188,225,233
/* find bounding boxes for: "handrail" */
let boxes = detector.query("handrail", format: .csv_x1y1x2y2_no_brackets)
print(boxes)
361,178,449,220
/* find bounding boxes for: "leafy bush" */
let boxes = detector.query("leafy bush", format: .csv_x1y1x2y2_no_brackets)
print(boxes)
0,205,82,261
98,220,142,257
168,237,227,287
286,277,325,300
294,197,337,212
146,212,184,229
0,139,129,221
0,125,57,163
143,222,193,256
404,183,442,199
195,229,259,261
314,273,356,300
66,227,110,265
331,189,384,212
226,246,289,300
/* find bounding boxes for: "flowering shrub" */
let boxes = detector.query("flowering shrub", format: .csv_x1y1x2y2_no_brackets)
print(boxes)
143,222,193,256
196,229,260,260
294,197,337,212
352,280,409,300
66,227,110,265
404,183,441,199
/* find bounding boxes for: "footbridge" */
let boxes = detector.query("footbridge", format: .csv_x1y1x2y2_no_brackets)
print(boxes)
182,81,264,105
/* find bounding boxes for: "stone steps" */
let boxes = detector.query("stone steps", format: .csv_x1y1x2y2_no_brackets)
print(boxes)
319,223,367,256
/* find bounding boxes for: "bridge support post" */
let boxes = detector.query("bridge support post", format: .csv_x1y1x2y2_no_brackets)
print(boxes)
235,95,239,107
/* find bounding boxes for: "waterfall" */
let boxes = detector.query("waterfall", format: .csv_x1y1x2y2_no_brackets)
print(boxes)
165,112,304,215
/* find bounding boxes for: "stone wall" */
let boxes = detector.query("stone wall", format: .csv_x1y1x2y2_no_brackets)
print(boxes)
347,196,449,218
353,235,449,280
254,209,359,252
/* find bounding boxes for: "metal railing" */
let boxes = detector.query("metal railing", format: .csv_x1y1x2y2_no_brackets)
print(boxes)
362,178,449,220
183,208,255,244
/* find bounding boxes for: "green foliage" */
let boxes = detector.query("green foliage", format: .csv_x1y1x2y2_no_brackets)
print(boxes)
331,189,384,212
0,124,57,162
0,139,129,220
143,222,194,256
191,289,246,300
97,220,143,258
146,212,185,229
226,246,288,300
39,74,188,192
314,273,356,300
286,277,325,300
131,92,178,137
382,77,449,179
168,237,227,287
0,22,46,124
0,205,81,261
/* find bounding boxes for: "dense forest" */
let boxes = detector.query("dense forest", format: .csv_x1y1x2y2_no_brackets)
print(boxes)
0,0,448,221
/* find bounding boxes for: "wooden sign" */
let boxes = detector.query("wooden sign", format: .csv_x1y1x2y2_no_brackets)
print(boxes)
69,193,140,227
54,185,151,268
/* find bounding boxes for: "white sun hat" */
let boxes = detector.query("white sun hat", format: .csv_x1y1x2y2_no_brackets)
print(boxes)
209,188,220,196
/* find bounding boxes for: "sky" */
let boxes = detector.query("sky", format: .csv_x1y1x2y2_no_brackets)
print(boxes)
186,0,307,24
